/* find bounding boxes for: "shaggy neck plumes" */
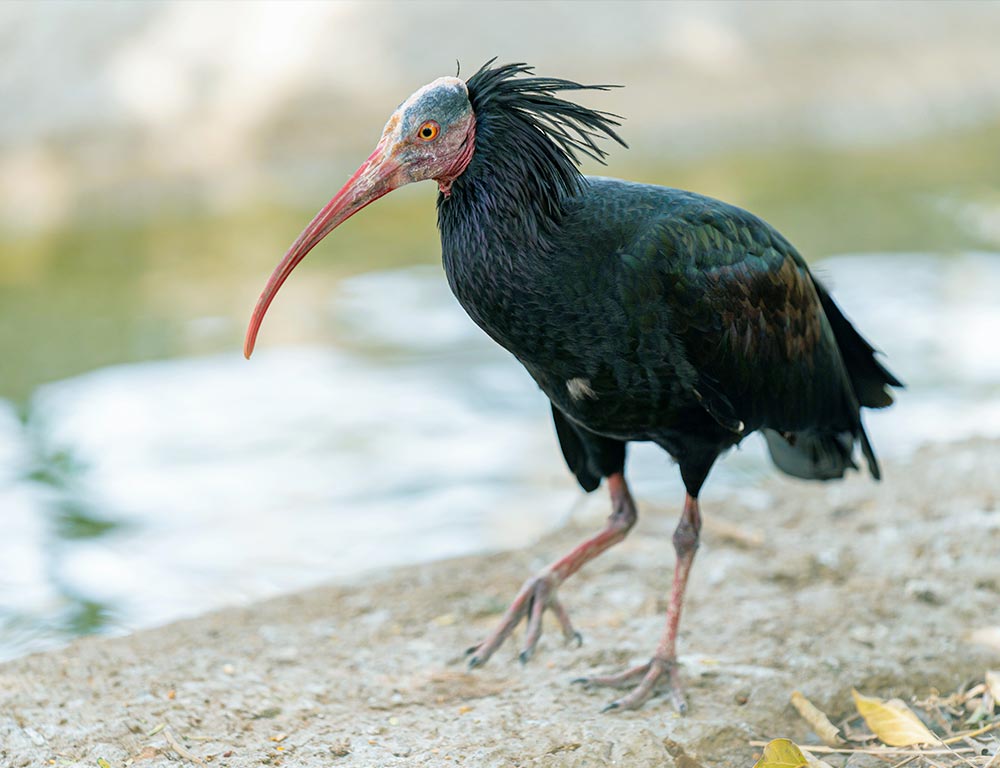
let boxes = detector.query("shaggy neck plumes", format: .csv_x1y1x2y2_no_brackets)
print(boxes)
438,61,627,250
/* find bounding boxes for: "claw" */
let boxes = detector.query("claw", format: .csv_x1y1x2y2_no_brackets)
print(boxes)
600,700,620,713
673,694,688,715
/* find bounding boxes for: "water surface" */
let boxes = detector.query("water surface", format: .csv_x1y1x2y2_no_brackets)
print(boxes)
2,251,1000,661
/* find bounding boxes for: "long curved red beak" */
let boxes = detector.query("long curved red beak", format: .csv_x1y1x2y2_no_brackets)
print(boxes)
244,142,403,358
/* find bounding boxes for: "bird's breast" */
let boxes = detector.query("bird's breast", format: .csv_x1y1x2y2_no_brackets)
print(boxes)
438,194,702,440
523,357,693,441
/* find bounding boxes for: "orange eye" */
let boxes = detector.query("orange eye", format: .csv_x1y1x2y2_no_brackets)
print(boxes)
417,121,440,141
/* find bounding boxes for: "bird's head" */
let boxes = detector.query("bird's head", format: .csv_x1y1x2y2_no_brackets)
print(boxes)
366,76,477,196
243,75,475,358
244,62,625,359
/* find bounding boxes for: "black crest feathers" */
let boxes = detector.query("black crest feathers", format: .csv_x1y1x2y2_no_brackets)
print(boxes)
462,60,627,220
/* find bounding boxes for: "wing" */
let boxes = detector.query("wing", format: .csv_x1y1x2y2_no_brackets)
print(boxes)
631,195,865,436
555,181,899,478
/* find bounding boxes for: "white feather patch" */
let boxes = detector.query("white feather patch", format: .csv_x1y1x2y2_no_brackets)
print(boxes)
566,377,597,401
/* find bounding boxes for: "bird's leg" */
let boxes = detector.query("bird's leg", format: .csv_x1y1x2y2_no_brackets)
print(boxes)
576,493,701,713
467,473,637,667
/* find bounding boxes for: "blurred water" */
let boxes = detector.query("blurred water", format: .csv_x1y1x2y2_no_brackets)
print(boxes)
1,251,999,660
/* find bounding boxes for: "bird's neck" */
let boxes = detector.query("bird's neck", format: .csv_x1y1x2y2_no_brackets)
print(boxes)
435,155,576,354
437,108,586,256
438,175,554,258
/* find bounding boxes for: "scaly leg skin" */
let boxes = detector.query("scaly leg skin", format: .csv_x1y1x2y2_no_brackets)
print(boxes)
467,473,637,667
575,493,702,713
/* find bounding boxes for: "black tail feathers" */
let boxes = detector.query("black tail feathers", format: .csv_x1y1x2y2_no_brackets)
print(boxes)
858,423,881,480
763,429,859,481
816,284,903,409
764,421,881,481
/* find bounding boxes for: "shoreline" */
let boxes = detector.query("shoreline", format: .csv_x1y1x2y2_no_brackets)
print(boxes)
2,438,998,767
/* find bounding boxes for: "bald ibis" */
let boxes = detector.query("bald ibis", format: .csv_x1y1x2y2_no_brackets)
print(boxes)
244,61,901,711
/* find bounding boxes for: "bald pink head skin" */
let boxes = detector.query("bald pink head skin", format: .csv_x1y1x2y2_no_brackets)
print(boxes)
244,76,476,358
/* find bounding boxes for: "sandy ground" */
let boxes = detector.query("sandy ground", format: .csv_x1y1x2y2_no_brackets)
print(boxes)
2,439,999,768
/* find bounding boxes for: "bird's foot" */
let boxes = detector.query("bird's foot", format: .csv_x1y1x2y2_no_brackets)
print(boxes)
466,570,582,668
573,656,686,713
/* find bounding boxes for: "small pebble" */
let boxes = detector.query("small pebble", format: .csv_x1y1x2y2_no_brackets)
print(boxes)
905,579,944,605
23,728,45,746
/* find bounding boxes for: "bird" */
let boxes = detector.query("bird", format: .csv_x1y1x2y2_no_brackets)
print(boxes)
243,60,901,712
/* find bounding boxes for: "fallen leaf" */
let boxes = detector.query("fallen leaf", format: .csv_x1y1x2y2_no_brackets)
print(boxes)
967,627,1000,653
790,691,842,746
986,670,1000,704
852,689,940,746
752,738,809,768
162,727,204,765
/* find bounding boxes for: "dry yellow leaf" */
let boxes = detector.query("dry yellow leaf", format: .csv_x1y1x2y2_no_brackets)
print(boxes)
790,690,843,746
985,670,1000,703
752,738,809,768
967,627,1000,653
852,689,940,746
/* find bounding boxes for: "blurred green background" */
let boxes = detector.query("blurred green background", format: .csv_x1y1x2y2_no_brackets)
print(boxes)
2,0,1000,658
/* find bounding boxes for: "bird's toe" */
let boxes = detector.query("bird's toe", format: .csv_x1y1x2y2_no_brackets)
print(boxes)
466,643,496,669
466,570,579,669
580,656,686,713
